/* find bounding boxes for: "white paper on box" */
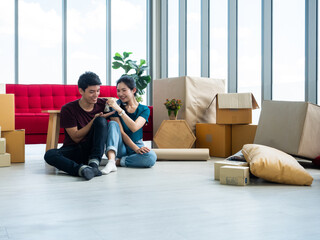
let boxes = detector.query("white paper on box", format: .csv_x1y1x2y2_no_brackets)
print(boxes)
214,160,249,180
0,84,5,94
0,138,5,154
0,153,11,167
220,166,250,186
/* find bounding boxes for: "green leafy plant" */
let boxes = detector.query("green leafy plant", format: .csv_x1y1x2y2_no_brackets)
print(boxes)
164,98,182,117
112,51,151,102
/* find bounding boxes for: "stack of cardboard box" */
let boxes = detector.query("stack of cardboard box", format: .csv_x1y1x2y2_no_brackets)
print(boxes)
196,93,260,186
0,126,11,167
196,93,259,158
0,86,25,163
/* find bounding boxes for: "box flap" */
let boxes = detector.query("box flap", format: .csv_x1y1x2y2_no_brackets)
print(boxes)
217,93,259,109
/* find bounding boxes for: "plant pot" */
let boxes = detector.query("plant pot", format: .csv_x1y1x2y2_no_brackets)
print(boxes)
168,110,178,120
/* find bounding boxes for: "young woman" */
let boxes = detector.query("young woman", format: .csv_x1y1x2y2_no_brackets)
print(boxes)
101,76,157,174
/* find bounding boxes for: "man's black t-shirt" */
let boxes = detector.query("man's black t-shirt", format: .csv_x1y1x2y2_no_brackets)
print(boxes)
60,98,107,146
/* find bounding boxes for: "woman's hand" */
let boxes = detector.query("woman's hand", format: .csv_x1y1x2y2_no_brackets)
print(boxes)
135,146,150,154
107,98,122,112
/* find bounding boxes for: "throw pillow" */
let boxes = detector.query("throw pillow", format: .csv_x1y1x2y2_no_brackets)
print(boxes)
242,144,313,186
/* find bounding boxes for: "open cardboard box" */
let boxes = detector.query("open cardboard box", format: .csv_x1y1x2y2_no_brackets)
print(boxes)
254,100,320,159
208,93,259,124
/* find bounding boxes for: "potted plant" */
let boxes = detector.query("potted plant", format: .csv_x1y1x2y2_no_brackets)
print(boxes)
112,51,151,102
164,98,182,120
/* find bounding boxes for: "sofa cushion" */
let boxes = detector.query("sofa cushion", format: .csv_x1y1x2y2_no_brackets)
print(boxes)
242,144,313,186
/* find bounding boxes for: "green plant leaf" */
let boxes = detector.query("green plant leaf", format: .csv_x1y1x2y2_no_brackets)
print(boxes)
122,65,132,73
112,62,123,69
127,60,138,70
123,52,132,59
113,56,123,62
137,66,148,76
139,59,146,67
140,75,151,84
136,78,149,90
115,52,122,57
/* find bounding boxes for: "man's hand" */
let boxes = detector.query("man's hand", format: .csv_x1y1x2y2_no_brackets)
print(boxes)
94,112,103,120
135,146,150,154
101,111,116,118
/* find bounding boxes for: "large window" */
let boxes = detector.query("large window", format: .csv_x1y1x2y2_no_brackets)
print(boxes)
19,0,62,84
0,1,14,84
238,0,261,124
210,0,228,91
318,2,320,104
67,0,106,84
273,0,305,101
168,0,179,78
111,0,147,85
187,0,201,77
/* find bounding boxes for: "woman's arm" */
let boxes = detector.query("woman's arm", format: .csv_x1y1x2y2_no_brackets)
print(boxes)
107,99,146,133
110,117,150,154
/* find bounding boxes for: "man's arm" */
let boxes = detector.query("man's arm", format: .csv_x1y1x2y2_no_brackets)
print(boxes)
66,111,115,144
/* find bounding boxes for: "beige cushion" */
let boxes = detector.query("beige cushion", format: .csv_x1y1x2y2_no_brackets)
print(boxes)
242,144,313,186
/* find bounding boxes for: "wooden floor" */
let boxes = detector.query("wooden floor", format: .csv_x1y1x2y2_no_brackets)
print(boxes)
0,144,320,240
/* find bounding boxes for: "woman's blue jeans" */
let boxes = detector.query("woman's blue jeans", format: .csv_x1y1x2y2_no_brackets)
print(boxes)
106,121,157,168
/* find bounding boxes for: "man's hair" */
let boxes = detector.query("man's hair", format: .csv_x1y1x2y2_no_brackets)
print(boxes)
78,71,102,91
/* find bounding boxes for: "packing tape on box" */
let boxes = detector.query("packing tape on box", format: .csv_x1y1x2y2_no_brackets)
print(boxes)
152,148,210,160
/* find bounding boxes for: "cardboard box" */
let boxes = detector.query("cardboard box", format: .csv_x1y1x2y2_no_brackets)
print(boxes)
0,138,5,154
196,123,231,157
0,84,5,94
2,129,25,163
254,101,320,159
209,93,259,124
220,166,250,186
232,125,257,154
0,94,15,131
214,160,249,180
153,76,225,135
0,153,11,167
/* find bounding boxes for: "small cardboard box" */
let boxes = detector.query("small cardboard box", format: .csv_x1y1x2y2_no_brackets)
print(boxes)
0,84,5,94
196,123,231,157
220,166,250,186
209,93,259,124
0,153,11,167
0,138,6,154
2,129,25,163
232,125,257,154
214,160,249,180
0,94,15,131
254,100,320,159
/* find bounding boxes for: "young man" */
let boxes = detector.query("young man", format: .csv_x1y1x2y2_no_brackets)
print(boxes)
44,72,115,180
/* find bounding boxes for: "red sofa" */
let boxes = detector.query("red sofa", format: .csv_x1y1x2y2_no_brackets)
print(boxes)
5,84,153,144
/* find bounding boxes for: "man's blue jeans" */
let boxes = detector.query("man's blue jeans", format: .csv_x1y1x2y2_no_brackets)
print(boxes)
106,121,157,168
44,117,108,176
